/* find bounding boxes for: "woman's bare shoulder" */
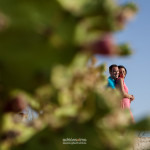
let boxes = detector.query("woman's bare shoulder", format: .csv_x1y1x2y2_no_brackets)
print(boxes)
118,77,123,81
116,77,123,84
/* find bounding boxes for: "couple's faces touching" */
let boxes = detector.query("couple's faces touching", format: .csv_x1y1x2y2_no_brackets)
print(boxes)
110,67,126,79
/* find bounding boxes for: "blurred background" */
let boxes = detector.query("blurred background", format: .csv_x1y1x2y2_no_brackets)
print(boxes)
0,0,149,149
96,0,150,122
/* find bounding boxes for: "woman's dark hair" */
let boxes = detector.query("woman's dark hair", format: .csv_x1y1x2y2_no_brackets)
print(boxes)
118,65,127,75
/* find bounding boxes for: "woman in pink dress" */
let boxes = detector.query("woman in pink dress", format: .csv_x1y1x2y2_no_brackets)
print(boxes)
116,65,135,123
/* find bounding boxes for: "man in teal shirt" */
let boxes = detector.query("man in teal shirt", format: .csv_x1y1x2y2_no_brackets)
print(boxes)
107,64,119,89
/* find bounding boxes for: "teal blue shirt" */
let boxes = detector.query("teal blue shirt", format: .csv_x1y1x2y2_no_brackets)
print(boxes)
107,76,116,89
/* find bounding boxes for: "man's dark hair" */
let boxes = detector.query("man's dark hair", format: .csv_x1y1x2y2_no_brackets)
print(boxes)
109,64,118,72
118,65,127,75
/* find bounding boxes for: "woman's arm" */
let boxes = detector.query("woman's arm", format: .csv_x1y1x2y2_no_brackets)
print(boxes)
116,78,133,99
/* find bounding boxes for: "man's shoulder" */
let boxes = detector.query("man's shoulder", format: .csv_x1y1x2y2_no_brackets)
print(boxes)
107,76,115,89
108,76,113,81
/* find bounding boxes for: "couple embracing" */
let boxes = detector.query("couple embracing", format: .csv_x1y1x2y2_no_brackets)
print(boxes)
108,64,135,123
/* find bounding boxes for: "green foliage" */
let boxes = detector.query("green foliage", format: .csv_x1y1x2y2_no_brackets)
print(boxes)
119,43,133,56
0,0,147,150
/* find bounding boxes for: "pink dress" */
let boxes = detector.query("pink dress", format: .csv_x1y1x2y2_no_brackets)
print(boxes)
117,78,134,122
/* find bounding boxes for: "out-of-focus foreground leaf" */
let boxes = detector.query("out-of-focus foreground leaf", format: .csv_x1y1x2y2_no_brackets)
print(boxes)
0,1,146,150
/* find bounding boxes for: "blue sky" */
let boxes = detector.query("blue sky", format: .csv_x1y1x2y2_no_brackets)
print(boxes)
96,0,150,122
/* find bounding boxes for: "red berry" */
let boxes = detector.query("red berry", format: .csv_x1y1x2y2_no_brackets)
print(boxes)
90,34,116,56
4,95,27,113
